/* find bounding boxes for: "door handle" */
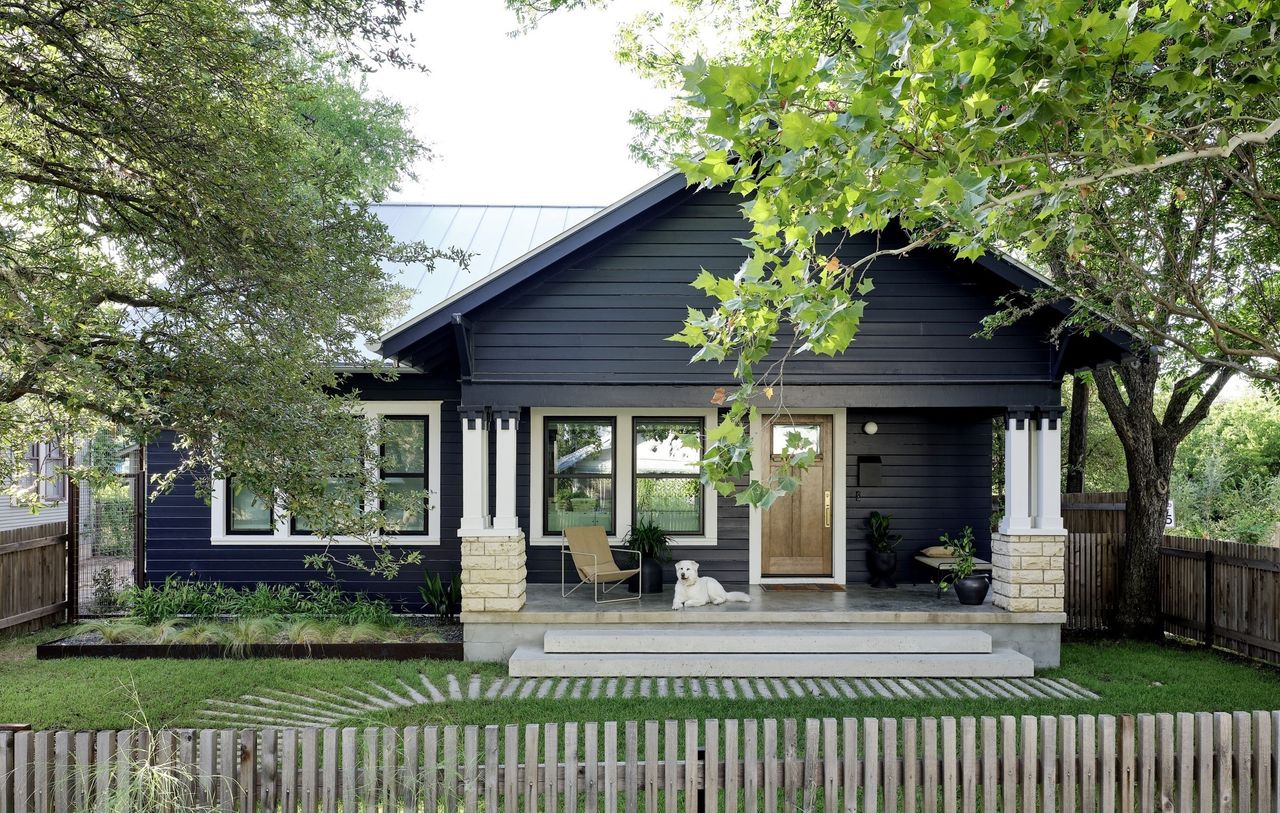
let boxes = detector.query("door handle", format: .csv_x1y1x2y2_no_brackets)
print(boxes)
824,491,832,528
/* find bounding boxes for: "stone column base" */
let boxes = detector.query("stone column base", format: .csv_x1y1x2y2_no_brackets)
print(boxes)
991,531,1066,613
459,530,527,613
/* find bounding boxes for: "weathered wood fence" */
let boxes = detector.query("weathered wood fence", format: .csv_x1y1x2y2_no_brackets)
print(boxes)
2,712,1278,812
1062,492,1127,538
0,522,69,637
1062,527,1280,666
1161,535,1280,666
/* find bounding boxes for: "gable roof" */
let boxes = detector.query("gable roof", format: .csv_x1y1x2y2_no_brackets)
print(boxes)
374,203,600,336
371,170,1130,366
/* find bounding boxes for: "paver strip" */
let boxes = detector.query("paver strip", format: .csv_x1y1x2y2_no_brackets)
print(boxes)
197,671,1100,728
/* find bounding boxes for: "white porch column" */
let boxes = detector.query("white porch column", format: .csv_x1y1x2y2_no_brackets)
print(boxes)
458,405,527,632
1034,407,1066,533
492,407,520,531
993,406,1067,614
999,409,1034,534
459,406,490,531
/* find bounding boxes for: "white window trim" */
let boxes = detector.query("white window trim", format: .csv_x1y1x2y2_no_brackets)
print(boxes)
747,408,847,585
529,407,720,547
211,400,442,545
8,442,67,507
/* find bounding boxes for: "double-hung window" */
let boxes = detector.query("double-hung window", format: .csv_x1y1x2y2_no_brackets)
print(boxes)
543,418,615,535
532,410,716,545
226,477,273,534
633,418,704,535
212,401,441,543
379,416,428,533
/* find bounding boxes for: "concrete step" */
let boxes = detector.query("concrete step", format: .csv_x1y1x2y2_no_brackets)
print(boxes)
543,627,993,655
507,647,1035,678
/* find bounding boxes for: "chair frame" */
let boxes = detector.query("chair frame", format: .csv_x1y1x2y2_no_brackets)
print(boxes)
560,530,643,604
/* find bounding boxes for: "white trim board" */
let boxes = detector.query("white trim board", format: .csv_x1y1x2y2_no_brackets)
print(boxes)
528,407,720,547
748,408,848,586
210,400,443,545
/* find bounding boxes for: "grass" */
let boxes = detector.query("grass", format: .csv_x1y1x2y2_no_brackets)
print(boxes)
1,630,1277,732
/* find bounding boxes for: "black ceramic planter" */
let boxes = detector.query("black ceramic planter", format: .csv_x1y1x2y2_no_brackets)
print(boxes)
866,550,898,588
953,575,991,605
627,558,666,594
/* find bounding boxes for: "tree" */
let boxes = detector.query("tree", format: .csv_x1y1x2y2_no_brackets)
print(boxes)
513,0,1280,632
0,0,460,576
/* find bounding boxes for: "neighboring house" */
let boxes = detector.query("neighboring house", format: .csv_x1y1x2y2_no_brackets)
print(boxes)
1,441,68,533
145,171,1130,671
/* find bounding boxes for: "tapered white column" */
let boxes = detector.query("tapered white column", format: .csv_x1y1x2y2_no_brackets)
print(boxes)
1000,409,1034,534
492,407,520,532
459,406,490,531
1035,407,1065,533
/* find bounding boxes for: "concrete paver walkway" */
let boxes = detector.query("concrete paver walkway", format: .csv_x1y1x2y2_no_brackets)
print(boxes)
198,674,1099,728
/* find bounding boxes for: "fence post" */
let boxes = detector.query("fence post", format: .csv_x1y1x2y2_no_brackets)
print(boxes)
1202,550,1215,647
133,454,148,588
65,474,79,623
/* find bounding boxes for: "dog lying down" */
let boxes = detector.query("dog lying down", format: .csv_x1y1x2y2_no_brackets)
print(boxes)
672,559,752,609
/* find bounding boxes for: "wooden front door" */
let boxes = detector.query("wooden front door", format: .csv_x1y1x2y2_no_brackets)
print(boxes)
762,415,834,577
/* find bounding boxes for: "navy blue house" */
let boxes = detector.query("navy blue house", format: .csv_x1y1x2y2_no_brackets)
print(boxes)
145,171,1129,623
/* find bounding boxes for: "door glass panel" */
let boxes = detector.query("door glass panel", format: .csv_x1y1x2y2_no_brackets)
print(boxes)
772,424,820,454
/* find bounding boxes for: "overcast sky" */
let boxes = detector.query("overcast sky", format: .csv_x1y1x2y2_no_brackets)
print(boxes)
368,2,676,206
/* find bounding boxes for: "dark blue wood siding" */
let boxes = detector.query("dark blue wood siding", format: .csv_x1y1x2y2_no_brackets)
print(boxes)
466,188,1058,386
144,373,464,607
522,408,991,587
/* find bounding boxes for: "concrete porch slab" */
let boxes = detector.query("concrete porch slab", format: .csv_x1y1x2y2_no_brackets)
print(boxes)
464,584,1065,669
462,583,1067,626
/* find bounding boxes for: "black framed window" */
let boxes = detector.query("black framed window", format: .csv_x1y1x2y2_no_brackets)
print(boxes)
291,478,363,535
226,478,273,534
633,418,704,535
544,418,615,535
292,416,366,535
379,416,428,533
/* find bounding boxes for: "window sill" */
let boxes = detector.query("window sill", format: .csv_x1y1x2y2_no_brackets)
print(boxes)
529,536,717,547
211,535,440,546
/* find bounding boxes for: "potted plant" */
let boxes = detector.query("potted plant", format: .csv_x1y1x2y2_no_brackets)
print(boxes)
938,526,989,605
866,511,902,588
622,518,672,595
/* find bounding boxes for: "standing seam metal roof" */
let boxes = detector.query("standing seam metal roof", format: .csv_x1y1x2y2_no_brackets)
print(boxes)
373,203,601,332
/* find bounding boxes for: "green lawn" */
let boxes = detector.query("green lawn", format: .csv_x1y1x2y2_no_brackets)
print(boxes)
2,629,1278,732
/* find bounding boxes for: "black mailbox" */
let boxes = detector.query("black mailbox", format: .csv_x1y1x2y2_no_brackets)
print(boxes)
857,455,882,487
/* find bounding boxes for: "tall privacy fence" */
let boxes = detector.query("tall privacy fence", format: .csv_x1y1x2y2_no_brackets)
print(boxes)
0,522,69,637
2,712,1278,812
1062,494,1280,667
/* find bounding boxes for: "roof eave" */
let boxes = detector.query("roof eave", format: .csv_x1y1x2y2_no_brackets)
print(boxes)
375,169,692,360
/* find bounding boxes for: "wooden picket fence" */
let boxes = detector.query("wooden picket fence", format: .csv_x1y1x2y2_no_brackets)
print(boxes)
2,712,1278,812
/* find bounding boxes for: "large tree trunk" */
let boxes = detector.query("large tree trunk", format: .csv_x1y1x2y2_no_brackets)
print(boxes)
1066,375,1089,493
1093,355,1231,638
1114,431,1175,637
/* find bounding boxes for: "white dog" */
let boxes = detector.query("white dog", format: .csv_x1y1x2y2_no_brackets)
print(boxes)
672,560,752,608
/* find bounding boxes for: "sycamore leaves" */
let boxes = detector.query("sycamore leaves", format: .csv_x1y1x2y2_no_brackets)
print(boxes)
660,0,1280,504
679,0,1280,263
671,247,873,507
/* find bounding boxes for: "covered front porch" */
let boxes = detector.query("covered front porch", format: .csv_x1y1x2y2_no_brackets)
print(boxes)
453,402,1070,674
